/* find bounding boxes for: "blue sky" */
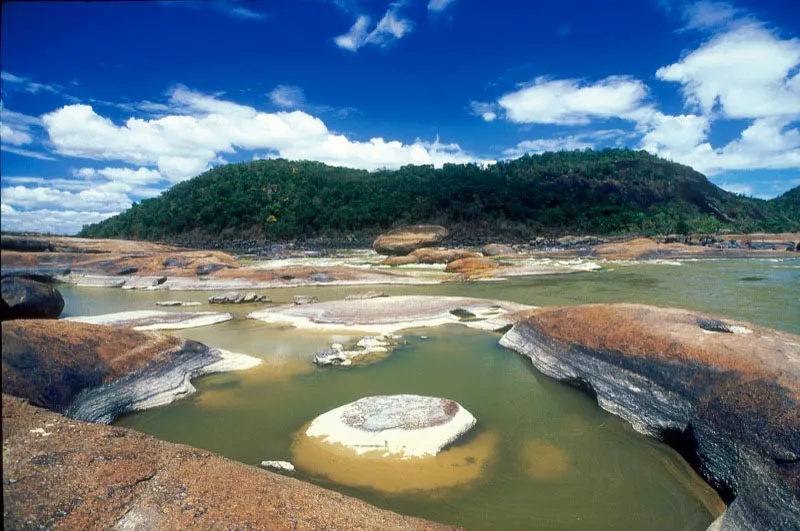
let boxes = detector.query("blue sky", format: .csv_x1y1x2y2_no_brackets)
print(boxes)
1,0,798,234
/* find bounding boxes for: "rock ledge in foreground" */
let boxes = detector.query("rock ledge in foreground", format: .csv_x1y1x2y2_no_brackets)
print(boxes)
499,303,800,531
305,394,476,458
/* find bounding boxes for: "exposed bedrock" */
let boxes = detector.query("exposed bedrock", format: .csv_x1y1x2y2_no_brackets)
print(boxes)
2,395,459,531
1,319,259,424
1,276,65,321
499,304,800,531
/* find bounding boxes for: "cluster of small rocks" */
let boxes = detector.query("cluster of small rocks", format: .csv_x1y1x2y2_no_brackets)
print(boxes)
208,292,271,304
313,334,403,367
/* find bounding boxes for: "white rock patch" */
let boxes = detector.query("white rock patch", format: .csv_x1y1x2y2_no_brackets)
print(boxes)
305,394,476,458
65,310,233,330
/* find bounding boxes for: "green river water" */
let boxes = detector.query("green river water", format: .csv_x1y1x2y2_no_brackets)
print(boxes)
59,258,800,530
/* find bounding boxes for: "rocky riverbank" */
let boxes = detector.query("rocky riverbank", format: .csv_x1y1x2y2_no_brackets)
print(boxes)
499,304,800,531
1,320,259,424
2,394,459,531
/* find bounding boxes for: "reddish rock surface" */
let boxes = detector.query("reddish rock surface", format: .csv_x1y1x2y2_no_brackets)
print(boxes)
373,225,449,255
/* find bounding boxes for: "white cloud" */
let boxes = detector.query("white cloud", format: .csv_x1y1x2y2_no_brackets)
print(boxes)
1,71,60,94
0,204,117,235
268,85,305,109
682,1,746,31
1,182,135,213
0,123,32,146
0,146,56,161
335,6,413,52
503,136,595,158
656,25,800,119
428,0,457,12
497,76,652,125
469,101,498,122
717,182,753,196
40,87,484,183
73,166,163,185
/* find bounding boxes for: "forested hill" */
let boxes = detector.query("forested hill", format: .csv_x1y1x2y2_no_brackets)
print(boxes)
78,149,800,243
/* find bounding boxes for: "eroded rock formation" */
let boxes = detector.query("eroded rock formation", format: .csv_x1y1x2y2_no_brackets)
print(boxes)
499,304,800,531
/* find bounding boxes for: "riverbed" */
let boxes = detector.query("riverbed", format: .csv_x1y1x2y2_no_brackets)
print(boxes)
59,257,799,530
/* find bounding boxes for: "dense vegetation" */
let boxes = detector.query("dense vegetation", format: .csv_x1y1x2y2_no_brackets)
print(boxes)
79,149,800,244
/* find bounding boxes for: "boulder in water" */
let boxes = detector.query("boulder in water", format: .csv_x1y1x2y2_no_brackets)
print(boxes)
305,394,476,457
373,225,449,256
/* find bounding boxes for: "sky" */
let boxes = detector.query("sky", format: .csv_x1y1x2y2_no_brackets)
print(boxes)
1,0,798,234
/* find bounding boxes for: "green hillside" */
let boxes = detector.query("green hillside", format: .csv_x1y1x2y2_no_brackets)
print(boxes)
78,149,800,243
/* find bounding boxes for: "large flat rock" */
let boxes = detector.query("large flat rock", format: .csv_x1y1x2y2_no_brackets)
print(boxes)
249,295,534,333
499,304,800,531
305,395,476,458
373,225,449,255
65,310,233,330
2,394,459,531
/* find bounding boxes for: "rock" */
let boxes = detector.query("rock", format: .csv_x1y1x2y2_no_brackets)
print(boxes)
196,263,224,276
279,274,295,280
1,320,260,423
1,277,65,321
373,225,449,256
311,273,335,283
259,460,295,473
499,304,800,531
304,394,476,457
0,236,53,252
154,300,202,307
2,395,457,531
65,310,233,331
482,243,516,256
293,295,319,305
379,255,420,266
116,266,139,276
313,347,351,366
313,334,403,367
152,276,167,286
250,295,532,334
409,248,480,264
345,291,389,300
162,256,191,268
444,257,501,279
208,292,271,304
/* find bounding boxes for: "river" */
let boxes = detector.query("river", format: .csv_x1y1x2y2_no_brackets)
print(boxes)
59,257,799,530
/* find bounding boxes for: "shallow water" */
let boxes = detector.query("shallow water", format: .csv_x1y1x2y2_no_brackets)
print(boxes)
58,258,800,530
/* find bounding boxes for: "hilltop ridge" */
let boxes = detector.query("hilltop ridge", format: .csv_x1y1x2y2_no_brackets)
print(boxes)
78,149,800,245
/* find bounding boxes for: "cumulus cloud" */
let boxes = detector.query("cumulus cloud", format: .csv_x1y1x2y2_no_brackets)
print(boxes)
503,136,595,158
497,76,652,125
268,85,306,109
0,204,118,235
335,6,413,52
1,182,135,213
40,86,484,184
656,25,800,119
74,166,164,185
428,0,457,12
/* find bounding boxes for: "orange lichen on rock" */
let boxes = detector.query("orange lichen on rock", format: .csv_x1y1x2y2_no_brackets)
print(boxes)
409,248,480,264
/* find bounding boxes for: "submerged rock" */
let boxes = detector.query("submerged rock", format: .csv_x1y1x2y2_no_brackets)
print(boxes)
373,225,449,256
313,334,403,367
1,319,260,424
499,303,800,531
208,292,271,304
293,295,319,305
345,291,389,300
1,277,65,321
305,394,476,457
155,300,202,307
